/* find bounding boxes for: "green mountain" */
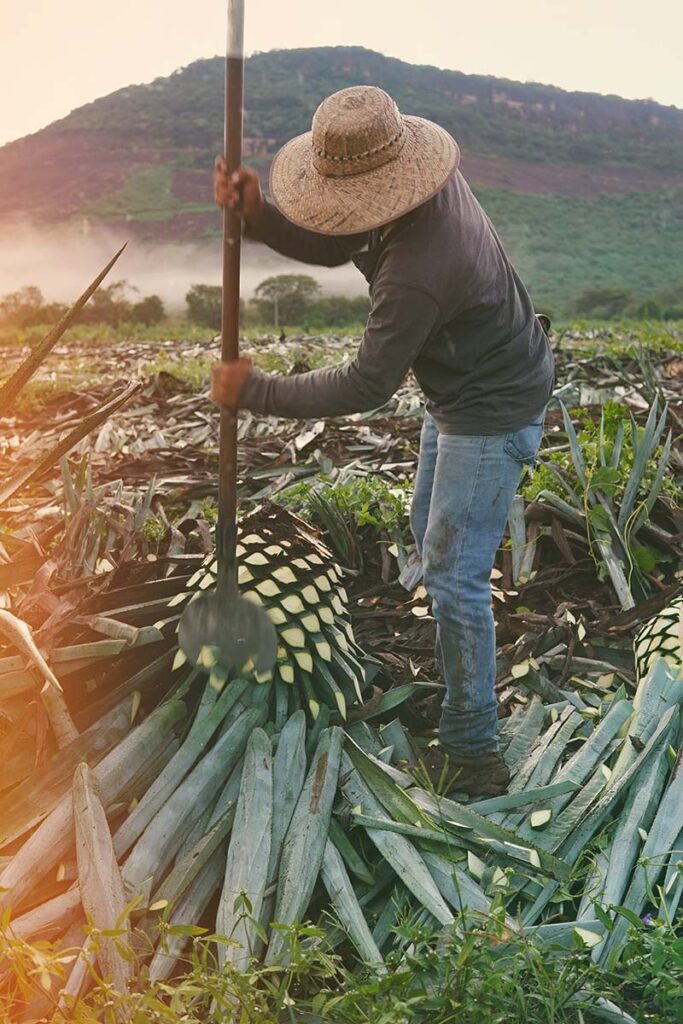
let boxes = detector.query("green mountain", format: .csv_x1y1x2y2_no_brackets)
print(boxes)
1,46,681,313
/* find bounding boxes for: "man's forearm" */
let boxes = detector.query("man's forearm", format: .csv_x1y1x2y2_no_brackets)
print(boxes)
240,362,392,419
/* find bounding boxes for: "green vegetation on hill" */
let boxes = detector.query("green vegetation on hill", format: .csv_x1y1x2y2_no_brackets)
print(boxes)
54,48,683,173
478,187,683,311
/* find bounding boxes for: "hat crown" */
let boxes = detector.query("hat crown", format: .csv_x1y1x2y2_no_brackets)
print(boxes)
311,86,407,177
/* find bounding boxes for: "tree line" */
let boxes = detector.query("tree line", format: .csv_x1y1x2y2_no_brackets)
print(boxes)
2,275,681,331
186,275,370,330
0,283,165,329
572,285,683,321
0,275,370,332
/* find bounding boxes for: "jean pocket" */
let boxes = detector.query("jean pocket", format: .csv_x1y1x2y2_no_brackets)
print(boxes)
503,420,544,466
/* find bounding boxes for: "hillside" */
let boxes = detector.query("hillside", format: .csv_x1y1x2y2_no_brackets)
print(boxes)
0,46,682,312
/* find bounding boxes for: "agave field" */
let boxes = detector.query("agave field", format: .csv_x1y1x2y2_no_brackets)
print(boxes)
0,260,681,1023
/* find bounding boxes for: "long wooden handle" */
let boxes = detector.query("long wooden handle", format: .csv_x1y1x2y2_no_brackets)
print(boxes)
217,0,245,569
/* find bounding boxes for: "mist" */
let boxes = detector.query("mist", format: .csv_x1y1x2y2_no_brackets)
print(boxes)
0,223,368,309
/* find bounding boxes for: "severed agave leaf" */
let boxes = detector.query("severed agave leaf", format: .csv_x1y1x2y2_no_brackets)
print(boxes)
73,762,133,999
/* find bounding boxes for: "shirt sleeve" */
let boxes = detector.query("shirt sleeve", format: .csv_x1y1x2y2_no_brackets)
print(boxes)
239,284,441,419
244,201,367,267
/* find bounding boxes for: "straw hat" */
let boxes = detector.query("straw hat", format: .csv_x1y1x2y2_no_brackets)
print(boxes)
269,86,459,235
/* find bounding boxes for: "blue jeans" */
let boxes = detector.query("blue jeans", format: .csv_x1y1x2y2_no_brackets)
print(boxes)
410,412,544,757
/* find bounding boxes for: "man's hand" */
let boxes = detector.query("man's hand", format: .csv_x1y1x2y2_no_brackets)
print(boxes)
213,158,264,223
211,357,253,410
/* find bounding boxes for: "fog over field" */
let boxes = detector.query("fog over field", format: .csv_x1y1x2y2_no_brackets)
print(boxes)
0,224,368,308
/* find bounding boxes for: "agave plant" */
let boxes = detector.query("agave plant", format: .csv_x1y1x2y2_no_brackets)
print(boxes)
534,400,673,609
167,503,374,722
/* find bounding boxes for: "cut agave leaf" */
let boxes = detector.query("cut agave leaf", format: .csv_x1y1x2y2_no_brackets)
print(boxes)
281,626,306,649
281,594,306,615
245,552,269,566
272,567,298,585
300,612,321,633
292,650,314,673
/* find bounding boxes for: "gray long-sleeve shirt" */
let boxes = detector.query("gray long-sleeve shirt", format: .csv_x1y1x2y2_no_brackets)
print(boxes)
241,170,555,434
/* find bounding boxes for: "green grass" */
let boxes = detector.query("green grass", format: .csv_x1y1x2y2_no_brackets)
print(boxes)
4,911,681,1023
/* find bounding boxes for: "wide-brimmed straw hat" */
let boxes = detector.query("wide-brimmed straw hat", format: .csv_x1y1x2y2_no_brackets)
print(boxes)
269,86,459,235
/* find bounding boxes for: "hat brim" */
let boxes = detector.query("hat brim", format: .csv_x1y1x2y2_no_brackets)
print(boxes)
269,115,460,236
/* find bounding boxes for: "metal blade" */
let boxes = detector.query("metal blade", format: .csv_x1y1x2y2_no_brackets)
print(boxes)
178,590,277,675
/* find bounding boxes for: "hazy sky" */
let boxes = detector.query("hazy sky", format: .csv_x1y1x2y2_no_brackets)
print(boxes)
1,0,682,148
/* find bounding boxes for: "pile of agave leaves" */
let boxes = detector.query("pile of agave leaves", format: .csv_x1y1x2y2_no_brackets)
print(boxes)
0,255,681,1023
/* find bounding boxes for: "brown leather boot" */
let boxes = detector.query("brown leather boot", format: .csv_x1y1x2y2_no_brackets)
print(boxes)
410,744,510,797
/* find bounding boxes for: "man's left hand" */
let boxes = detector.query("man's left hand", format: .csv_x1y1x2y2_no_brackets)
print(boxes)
211,357,253,409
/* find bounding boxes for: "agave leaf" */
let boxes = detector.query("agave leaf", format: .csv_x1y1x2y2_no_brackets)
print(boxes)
596,737,671,928
73,762,132,996
468,779,579,815
266,727,344,964
349,683,423,722
422,849,510,924
617,401,667,530
0,555,45,591
0,245,126,415
503,695,545,767
0,608,63,694
148,846,225,982
535,489,585,527
560,403,589,490
634,429,673,529
321,838,384,965
0,380,142,508
609,419,626,470
0,607,79,749
594,536,635,611
267,710,307,886
0,694,135,839
217,728,272,971
122,704,266,901
6,885,82,940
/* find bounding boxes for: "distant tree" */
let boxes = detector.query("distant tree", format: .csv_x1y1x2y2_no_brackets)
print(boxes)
255,274,321,327
0,286,69,328
186,284,222,330
574,287,633,319
79,280,133,326
635,299,662,320
0,286,45,327
306,294,371,327
131,294,165,326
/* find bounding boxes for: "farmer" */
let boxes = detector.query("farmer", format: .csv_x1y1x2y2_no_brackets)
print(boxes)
211,86,555,797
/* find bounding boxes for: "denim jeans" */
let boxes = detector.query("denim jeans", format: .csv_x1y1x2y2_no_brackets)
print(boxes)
410,411,545,757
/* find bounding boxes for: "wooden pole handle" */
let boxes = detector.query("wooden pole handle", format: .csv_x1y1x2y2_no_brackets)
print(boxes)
217,0,245,565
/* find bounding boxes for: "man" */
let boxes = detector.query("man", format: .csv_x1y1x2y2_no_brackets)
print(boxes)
212,85,554,797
